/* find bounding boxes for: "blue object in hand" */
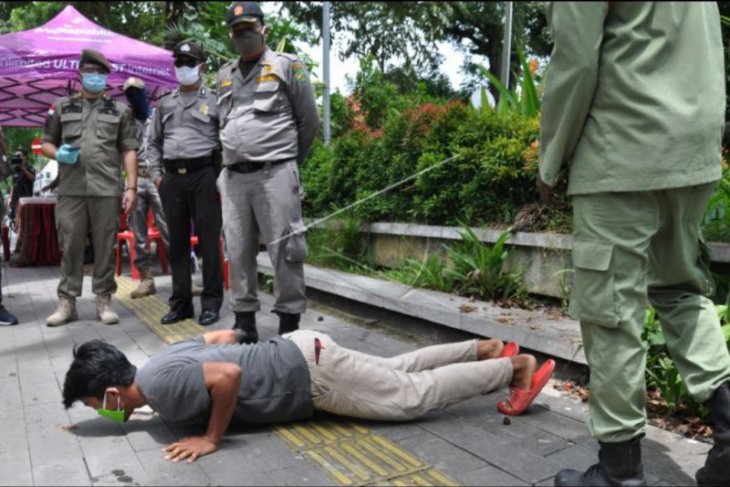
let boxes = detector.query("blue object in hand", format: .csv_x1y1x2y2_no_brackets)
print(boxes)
56,144,80,165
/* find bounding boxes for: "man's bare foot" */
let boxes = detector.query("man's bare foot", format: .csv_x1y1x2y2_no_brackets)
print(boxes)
477,339,504,360
509,355,537,390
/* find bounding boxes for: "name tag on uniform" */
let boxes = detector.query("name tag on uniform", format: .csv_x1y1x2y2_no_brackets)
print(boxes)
255,74,278,84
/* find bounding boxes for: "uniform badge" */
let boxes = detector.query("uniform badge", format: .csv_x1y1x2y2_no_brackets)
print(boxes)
47,105,56,118
292,63,306,83
181,43,191,52
221,79,232,89
255,74,278,84
199,104,209,116
262,65,274,75
234,5,244,15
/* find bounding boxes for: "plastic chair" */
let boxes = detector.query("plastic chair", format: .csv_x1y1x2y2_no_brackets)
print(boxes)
115,209,169,280
190,234,230,290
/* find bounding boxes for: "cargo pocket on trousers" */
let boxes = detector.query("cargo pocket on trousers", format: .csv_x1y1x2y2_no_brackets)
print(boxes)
284,221,308,263
568,239,619,328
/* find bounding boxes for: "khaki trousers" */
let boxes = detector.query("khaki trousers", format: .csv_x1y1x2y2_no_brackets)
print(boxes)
285,330,514,421
571,182,730,442
55,195,120,298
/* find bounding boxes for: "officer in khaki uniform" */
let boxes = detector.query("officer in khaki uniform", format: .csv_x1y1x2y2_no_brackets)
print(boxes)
148,41,223,327
122,77,170,299
41,49,138,327
216,2,319,344
538,3,730,486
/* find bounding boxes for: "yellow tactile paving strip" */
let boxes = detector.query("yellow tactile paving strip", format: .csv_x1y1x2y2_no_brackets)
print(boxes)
116,275,460,486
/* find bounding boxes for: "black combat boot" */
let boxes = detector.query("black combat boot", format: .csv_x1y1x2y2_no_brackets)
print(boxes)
277,312,300,335
232,311,258,344
555,435,647,486
696,382,730,486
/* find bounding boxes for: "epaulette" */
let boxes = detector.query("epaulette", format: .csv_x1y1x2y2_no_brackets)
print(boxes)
275,52,298,63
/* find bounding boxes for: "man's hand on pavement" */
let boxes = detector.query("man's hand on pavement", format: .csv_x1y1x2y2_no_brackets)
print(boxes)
162,436,218,463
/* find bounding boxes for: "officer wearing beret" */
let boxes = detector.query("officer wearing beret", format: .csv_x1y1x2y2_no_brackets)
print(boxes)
41,49,139,327
216,1,319,343
122,77,170,299
147,41,223,327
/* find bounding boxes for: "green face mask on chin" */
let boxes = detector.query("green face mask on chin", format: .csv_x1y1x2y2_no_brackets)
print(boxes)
97,391,125,423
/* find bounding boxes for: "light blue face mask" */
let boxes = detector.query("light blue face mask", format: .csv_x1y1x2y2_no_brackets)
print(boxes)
97,390,125,423
82,72,108,93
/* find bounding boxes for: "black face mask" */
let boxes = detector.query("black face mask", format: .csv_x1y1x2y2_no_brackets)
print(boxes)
124,88,151,121
233,30,265,57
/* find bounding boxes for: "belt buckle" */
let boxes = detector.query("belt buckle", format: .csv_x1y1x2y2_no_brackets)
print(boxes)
177,167,187,175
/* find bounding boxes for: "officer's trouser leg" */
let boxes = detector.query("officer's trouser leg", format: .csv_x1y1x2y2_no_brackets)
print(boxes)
572,185,730,443
131,184,152,271
159,172,193,311
648,183,730,402
56,196,89,298
190,167,223,311
145,177,170,249
88,196,120,296
253,162,307,314
220,168,260,312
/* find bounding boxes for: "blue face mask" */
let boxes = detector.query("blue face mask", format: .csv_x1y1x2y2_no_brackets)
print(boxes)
82,73,108,94
97,390,125,423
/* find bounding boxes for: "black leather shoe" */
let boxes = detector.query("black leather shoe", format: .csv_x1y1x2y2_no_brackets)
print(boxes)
555,435,646,486
232,312,258,344
277,312,300,335
198,308,220,326
160,307,194,325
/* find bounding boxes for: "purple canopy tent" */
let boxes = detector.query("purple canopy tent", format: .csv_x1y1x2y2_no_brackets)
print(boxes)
0,4,178,127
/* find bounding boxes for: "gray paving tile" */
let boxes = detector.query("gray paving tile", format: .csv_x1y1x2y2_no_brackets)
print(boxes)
133,448,212,486
395,431,491,477
32,460,91,486
0,447,33,486
457,464,529,486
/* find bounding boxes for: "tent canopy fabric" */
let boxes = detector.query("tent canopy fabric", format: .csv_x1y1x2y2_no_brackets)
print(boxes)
0,5,178,127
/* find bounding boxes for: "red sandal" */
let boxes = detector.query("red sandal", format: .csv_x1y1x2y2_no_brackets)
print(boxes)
500,342,520,358
497,359,555,416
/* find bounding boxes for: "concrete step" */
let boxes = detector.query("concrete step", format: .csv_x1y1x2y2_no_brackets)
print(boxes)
256,252,586,365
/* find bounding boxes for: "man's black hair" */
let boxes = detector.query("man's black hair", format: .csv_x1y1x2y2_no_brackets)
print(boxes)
62,340,137,409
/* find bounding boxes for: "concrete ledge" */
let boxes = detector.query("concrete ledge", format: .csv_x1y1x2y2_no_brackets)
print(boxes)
360,221,730,263
257,252,587,365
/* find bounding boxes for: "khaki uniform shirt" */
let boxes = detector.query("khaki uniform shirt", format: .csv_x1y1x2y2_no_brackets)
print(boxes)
215,48,320,165
147,86,220,180
41,93,138,197
539,2,725,195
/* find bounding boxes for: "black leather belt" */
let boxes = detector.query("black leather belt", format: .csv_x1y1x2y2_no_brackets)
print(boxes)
163,155,213,175
227,159,290,174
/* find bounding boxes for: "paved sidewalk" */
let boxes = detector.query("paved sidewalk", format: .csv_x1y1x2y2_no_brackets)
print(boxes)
0,262,711,486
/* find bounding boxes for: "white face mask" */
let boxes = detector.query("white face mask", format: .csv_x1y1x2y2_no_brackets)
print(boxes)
175,65,200,86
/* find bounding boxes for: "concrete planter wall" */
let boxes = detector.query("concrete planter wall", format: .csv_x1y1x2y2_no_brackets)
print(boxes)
319,221,730,299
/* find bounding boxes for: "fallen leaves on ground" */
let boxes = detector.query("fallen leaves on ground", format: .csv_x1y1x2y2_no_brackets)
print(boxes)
56,424,79,431
459,303,477,313
555,381,714,442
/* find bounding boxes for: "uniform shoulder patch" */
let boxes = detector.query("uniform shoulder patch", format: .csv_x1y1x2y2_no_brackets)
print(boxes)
291,62,307,83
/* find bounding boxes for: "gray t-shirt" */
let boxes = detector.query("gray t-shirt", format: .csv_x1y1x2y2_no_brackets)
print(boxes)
135,336,313,425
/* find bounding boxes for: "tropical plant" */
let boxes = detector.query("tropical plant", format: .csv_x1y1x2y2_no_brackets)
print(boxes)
475,46,541,117
445,226,528,303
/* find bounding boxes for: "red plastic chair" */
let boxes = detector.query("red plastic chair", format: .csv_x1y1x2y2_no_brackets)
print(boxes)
190,234,230,290
115,209,169,280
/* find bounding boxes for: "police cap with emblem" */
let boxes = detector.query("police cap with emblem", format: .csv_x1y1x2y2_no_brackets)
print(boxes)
79,49,111,74
172,41,205,61
228,1,265,27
